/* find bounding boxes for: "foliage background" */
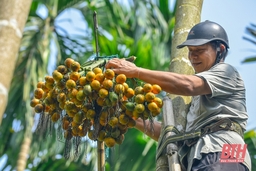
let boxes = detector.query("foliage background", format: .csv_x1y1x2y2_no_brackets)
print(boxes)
0,0,256,171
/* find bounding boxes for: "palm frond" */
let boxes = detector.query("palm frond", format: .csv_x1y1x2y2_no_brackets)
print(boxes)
243,23,256,64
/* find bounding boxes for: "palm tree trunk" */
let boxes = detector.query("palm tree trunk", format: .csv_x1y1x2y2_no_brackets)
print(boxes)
16,137,32,171
0,0,32,125
169,0,203,132
156,0,203,170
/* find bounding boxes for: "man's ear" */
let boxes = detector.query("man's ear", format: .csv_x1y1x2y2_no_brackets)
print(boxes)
219,44,226,52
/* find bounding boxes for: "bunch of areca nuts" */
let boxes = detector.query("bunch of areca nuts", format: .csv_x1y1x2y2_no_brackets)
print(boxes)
30,57,163,148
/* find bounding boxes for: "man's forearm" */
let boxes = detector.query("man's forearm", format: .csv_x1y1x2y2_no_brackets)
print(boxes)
134,118,162,141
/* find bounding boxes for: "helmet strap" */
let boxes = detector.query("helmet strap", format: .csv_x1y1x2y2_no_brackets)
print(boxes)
215,51,222,64
214,41,224,65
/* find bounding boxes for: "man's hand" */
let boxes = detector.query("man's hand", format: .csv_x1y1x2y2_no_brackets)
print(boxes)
105,58,139,78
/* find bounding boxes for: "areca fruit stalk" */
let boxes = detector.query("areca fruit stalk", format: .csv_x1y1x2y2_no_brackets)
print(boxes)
30,56,164,159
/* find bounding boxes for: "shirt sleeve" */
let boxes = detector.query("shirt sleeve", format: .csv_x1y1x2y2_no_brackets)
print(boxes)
195,63,238,97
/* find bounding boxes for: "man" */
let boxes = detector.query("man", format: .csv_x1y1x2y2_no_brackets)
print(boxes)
105,20,251,171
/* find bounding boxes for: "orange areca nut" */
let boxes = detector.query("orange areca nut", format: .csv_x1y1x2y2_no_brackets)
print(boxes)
46,83,54,91
71,61,80,72
67,110,76,117
134,104,145,113
147,102,159,113
34,88,44,99
145,92,155,102
124,88,135,98
122,82,129,91
64,101,76,111
95,73,105,83
125,109,133,117
72,126,79,136
78,125,87,137
104,69,115,79
104,137,116,147
34,104,44,113
79,76,87,86
132,110,140,120
37,81,45,88
57,65,68,74
45,82,54,90
41,83,49,92
68,88,78,99
45,76,55,84
66,79,76,90
44,105,51,112
152,107,161,117
152,84,162,94
108,116,119,127
73,98,83,106
73,112,84,124
135,94,145,104
154,97,163,108
119,114,130,125
59,102,65,110
96,97,105,106
102,79,113,90
93,67,102,75
30,98,40,107
64,58,74,69
56,80,66,90
57,92,66,103
99,118,107,126
51,112,60,122
86,109,96,120
62,119,70,130
127,119,136,128
134,86,144,95
114,84,125,94
116,74,126,84
69,71,80,81
90,80,101,91
98,130,106,141
143,83,153,93
98,88,109,99
52,70,63,82
86,71,95,82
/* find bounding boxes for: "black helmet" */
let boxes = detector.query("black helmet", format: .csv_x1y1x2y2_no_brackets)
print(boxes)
177,20,229,49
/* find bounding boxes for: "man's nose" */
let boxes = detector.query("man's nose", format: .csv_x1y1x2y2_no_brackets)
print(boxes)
189,52,198,59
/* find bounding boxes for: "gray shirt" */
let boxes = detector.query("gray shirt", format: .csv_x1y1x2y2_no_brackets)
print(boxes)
185,62,251,170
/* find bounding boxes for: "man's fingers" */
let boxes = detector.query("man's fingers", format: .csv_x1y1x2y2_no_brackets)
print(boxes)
105,58,119,69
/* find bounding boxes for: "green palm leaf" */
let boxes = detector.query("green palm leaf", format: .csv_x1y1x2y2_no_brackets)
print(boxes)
242,23,256,63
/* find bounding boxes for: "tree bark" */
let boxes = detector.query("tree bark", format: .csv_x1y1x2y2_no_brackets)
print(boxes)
169,0,203,132
156,0,203,170
16,137,32,171
0,0,32,125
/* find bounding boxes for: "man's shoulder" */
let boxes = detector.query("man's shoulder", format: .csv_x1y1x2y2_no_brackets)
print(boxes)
199,62,238,77
213,62,237,71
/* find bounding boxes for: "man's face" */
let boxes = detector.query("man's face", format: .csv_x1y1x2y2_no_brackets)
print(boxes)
187,43,216,73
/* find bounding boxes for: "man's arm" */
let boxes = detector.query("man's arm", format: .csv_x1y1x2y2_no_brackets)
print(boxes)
135,118,162,141
105,58,211,96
